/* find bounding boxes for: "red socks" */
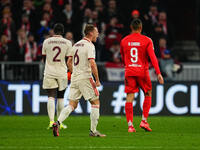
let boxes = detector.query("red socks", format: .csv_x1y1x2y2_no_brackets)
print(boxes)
125,102,133,126
125,96,151,126
142,96,152,119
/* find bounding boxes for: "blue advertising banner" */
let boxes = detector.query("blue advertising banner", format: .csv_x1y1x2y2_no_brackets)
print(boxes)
0,81,200,115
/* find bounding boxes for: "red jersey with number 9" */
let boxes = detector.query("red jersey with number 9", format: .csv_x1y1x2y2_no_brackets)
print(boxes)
120,33,160,77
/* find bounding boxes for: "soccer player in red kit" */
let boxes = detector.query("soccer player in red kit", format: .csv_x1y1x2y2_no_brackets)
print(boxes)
120,19,164,132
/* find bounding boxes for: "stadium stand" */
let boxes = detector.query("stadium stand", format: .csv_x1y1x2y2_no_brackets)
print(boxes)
0,0,199,81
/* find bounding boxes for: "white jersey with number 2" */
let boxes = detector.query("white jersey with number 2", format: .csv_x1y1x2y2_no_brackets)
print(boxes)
42,35,72,78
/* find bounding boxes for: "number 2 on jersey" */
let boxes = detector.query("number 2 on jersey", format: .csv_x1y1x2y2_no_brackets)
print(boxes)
130,47,138,63
52,46,61,62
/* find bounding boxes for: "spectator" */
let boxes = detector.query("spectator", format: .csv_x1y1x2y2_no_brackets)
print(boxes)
0,0,175,64
61,3,75,32
158,11,175,47
0,6,16,42
91,10,105,35
22,0,36,25
37,12,52,44
94,0,105,22
109,40,121,63
0,34,9,61
65,31,74,45
105,17,123,50
158,11,167,34
131,10,140,19
22,0,35,17
105,0,119,22
44,0,52,4
79,0,89,11
48,29,54,37
151,23,166,52
158,37,167,58
82,8,93,35
42,2,53,19
144,5,159,26
0,0,11,11
159,49,174,80
20,14,31,36
130,9,153,36
16,29,27,61
25,33,37,62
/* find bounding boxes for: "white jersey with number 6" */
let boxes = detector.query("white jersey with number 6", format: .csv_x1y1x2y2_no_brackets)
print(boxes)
42,35,72,78
71,38,95,81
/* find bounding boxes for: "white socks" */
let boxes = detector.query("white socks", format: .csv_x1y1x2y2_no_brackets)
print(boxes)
47,97,55,122
142,114,147,122
56,98,64,118
58,105,74,123
90,105,100,133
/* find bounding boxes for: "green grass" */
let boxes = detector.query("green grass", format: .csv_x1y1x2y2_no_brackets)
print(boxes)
0,116,199,150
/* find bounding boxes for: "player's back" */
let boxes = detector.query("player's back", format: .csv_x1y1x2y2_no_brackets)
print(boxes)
120,33,152,76
71,38,95,81
43,36,72,78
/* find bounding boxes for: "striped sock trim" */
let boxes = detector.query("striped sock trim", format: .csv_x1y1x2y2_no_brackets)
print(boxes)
91,105,100,109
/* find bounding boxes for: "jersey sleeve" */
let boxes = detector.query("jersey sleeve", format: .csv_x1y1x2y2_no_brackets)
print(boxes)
88,45,95,60
120,40,125,64
147,38,161,75
42,40,47,55
66,41,73,57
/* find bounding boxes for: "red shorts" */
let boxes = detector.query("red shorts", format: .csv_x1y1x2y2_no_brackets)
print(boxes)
124,74,152,93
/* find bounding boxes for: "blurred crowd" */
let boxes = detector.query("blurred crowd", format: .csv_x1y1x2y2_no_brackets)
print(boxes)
0,0,179,79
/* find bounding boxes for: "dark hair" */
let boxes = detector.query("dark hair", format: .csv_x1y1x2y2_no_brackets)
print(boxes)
84,24,95,35
131,19,142,30
53,23,64,35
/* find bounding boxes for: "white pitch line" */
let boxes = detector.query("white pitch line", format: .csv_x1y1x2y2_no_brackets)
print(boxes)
0,146,199,149
0,146,161,149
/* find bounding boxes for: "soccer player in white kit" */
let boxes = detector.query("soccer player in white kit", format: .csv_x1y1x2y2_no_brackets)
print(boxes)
52,24,106,137
42,23,72,129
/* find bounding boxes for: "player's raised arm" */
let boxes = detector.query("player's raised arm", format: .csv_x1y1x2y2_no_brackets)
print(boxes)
89,59,100,87
147,39,164,84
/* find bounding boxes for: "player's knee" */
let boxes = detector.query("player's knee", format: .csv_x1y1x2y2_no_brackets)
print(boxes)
90,99,100,105
126,93,135,102
145,90,152,97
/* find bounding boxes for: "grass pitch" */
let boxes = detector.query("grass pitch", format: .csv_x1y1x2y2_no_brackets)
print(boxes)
0,116,199,150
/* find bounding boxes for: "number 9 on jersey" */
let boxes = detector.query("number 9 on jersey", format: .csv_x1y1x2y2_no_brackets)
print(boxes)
130,47,138,63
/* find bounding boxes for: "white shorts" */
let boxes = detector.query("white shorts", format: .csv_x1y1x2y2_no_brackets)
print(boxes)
68,78,99,101
43,76,68,91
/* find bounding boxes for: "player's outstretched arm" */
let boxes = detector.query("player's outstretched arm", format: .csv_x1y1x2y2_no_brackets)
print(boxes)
89,59,101,87
67,57,73,73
